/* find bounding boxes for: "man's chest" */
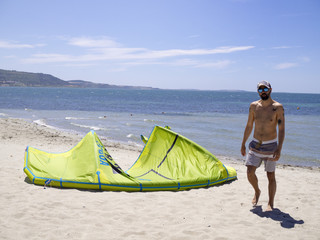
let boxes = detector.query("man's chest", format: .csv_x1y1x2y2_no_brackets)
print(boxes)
254,105,277,123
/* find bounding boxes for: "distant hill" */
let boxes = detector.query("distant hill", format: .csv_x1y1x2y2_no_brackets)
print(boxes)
0,69,154,89
0,69,70,87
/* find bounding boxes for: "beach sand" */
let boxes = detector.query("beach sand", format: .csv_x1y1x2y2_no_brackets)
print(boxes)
0,118,319,240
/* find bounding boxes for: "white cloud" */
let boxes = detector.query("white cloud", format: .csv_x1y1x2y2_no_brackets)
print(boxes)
274,62,298,70
68,36,119,48
20,36,255,69
24,46,254,64
107,58,233,70
140,46,254,59
0,40,35,49
271,46,301,50
172,59,233,69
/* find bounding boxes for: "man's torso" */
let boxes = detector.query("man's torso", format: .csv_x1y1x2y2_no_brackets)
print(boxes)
252,100,281,142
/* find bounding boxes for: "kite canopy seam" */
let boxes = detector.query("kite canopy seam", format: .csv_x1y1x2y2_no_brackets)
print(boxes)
24,126,237,191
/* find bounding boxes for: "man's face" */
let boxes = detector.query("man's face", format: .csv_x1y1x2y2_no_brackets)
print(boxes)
258,86,271,100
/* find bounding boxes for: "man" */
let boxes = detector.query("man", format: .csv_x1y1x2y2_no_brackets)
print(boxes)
241,81,285,211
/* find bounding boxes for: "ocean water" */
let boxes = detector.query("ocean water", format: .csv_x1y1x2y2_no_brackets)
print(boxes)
0,87,319,167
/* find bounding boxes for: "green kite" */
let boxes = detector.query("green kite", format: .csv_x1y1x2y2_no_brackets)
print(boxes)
24,126,237,191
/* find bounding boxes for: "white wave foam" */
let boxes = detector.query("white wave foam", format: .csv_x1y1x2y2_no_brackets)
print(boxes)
144,119,156,122
66,116,108,120
33,119,47,126
65,117,88,120
70,122,101,131
126,134,140,141
33,119,55,129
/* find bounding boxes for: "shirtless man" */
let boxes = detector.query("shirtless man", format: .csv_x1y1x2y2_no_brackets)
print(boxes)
241,81,285,211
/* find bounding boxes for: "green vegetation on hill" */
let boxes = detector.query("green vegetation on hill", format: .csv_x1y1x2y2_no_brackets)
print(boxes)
0,69,69,87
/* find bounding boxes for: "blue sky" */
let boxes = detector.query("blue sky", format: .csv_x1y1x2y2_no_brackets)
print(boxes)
0,0,319,93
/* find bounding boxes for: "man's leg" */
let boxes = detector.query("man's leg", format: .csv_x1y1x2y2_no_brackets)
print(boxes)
266,171,276,211
247,165,261,206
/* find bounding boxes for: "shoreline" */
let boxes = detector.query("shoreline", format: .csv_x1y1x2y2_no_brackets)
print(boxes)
4,116,318,170
1,117,320,239
1,101,319,169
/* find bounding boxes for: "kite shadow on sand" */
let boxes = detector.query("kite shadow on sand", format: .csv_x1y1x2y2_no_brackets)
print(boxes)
251,206,304,229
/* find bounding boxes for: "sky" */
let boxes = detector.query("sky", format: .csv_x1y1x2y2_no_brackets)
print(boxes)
0,0,319,93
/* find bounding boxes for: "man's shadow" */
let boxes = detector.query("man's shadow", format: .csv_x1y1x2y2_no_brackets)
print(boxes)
250,206,304,229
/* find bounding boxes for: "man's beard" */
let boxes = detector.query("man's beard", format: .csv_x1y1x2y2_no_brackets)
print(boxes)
260,93,270,101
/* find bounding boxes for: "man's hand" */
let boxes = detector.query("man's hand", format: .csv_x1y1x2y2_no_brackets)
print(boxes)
241,144,246,157
273,148,281,161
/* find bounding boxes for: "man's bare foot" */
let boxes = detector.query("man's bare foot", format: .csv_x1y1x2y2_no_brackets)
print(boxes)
252,190,261,206
265,203,274,211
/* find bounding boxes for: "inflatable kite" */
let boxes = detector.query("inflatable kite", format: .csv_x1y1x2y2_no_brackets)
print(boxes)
24,126,237,191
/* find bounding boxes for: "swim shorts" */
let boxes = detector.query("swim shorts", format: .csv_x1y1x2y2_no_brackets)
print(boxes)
245,138,278,172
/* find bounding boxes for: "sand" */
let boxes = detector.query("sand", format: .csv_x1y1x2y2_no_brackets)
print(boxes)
0,118,319,240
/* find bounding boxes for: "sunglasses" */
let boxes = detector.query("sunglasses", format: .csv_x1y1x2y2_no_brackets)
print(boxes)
258,87,269,93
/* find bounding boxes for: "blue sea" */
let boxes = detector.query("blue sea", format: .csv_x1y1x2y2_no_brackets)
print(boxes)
1,87,319,167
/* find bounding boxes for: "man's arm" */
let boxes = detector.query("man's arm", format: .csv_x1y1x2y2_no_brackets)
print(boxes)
241,103,255,156
273,105,285,161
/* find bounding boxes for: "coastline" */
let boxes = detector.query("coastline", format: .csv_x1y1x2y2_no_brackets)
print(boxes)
1,118,319,239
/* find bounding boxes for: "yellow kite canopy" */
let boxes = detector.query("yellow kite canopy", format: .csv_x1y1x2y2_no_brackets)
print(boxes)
24,126,237,191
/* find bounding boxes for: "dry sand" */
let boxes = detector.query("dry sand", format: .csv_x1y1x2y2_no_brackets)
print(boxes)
0,118,319,240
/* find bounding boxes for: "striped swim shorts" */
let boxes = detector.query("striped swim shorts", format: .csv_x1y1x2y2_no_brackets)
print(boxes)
245,138,278,172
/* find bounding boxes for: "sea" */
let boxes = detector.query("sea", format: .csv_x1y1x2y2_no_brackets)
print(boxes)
0,87,319,168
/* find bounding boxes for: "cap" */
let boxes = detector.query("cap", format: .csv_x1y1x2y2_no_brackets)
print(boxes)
257,81,271,89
